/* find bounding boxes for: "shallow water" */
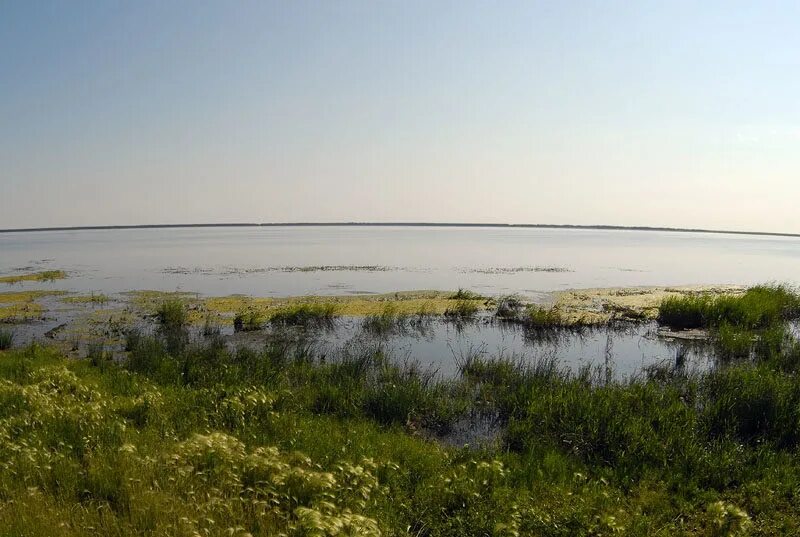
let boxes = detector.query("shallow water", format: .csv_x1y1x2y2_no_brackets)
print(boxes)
228,318,713,380
2,226,800,297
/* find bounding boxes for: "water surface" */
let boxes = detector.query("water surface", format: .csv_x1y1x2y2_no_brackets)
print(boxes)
2,226,799,297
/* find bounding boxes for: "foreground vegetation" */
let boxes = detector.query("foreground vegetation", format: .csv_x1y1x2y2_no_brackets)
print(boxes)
2,286,800,534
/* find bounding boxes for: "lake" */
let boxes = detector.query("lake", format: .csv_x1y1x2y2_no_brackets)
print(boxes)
2,225,797,378
2,225,799,297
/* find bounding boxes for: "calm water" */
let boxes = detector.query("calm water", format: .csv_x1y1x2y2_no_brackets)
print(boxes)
282,319,712,379
2,226,799,297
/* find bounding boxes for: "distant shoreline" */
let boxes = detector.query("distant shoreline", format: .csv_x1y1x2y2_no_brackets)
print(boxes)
1,222,799,239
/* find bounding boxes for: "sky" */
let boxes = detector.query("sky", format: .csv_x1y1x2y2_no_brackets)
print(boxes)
1,1,799,232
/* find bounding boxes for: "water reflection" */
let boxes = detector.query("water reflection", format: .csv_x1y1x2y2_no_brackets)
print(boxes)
229,317,715,380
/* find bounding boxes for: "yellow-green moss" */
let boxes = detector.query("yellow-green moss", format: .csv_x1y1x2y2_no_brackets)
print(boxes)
127,289,490,326
0,270,67,285
0,290,66,322
552,285,745,324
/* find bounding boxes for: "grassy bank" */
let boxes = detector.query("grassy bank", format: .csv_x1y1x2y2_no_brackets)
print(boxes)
2,286,800,534
3,287,800,535
657,285,800,361
128,290,489,328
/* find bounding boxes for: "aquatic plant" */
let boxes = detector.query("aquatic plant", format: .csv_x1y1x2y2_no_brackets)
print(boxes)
156,299,188,329
0,270,67,285
451,288,484,300
362,302,409,334
444,299,479,320
524,305,567,328
233,309,263,332
0,329,13,350
658,285,800,330
495,296,525,320
202,314,221,337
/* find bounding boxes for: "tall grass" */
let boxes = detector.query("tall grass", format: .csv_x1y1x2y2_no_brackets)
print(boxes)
658,285,800,330
0,329,13,350
524,305,568,328
156,299,188,329
451,288,484,300
233,309,262,332
361,302,406,334
361,302,433,336
10,286,800,533
269,303,338,326
444,299,479,320
659,286,800,368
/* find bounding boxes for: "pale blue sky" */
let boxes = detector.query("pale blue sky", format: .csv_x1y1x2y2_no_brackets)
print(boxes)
2,1,799,231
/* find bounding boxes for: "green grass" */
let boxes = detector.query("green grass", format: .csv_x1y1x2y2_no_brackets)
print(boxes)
444,299,480,320
524,304,568,328
362,302,403,333
233,309,263,332
0,270,67,285
495,300,575,329
451,288,484,300
0,329,13,350
2,335,797,534
269,303,338,326
658,285,800,330
10,284,800,534
658,285,800,365
155,299,188,330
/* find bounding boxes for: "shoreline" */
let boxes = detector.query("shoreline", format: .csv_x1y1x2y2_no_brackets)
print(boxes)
3,221,800,239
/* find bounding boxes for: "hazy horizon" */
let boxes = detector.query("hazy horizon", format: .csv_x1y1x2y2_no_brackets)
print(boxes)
2,1,799,233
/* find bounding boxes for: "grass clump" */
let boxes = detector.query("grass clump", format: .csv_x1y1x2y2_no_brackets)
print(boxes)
451,288,483,300
444,299,479,320
233,309,263,332
155,299,188,330
495,299,575,329
269,303,338,326
658,285,800,330
362,303,434,338
524,304,567,328
0,329,13,350
155,300,189,355
659,285,800,363
362,303,400,334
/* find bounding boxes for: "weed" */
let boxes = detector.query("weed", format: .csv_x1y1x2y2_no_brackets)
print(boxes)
156,299,187,329
495,296,524,320
0,270,67,285
8,285,800,534
658,285,800,330
0,329,13,350
233,309,262,332
270,303,338,326
202,315,220,337
362,303,407,334
444,299,479,320
452,288,483,300
524,305,567,328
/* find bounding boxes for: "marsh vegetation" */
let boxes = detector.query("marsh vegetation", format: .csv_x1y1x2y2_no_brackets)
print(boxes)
0,270,67,285
2,285,800,534
0,292,786,533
